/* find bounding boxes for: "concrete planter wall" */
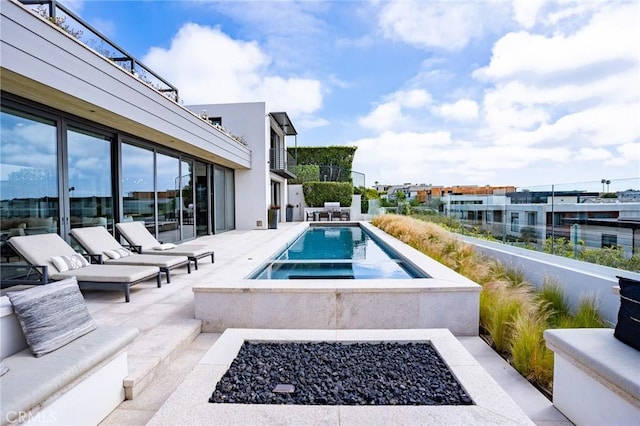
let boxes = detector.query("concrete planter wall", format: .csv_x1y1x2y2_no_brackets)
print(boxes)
459,235,640,326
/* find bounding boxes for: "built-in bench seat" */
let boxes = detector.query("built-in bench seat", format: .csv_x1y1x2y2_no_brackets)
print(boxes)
544,328,640,426
1,295,138,426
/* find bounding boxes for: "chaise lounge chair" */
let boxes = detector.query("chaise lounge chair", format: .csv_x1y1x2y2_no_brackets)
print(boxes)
70,226,190,283
116,221,214,269
8,233,161,302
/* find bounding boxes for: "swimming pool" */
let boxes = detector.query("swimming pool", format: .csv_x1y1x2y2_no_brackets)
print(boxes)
250,225,429,279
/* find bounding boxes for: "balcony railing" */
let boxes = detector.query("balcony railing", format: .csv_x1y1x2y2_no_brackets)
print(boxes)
20,0,179,102
270,148,296,179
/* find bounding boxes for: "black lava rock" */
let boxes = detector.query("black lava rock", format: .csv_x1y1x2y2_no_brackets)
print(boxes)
209,342,473,406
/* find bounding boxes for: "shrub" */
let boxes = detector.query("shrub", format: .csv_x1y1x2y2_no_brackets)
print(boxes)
290,164,320,184
302,182,353,207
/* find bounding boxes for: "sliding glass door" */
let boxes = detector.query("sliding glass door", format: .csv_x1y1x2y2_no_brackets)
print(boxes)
66,127,113,235
213,165,234,233
0,108,59,259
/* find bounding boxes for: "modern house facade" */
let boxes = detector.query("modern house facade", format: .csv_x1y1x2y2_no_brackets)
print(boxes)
184,103,297,230
0,0,295,257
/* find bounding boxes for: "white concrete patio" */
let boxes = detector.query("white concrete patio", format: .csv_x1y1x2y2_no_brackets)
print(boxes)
82,222,570,425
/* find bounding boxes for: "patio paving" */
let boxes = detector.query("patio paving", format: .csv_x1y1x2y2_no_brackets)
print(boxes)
87,223,570,425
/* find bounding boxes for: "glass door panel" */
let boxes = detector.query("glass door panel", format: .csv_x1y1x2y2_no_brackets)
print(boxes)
180,160,195,240
156,152,180,243
0,109,59,264
213,165,235,233
66,127,113,238
224,168,235,230
121,143,155,229
195,162,209,236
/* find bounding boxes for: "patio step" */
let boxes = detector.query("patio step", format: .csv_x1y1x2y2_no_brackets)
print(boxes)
123,319,202,400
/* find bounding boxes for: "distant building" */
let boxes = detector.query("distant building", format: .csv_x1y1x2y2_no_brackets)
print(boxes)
443,190,640,256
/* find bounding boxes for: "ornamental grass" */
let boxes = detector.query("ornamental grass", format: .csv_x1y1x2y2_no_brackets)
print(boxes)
372,214,608,397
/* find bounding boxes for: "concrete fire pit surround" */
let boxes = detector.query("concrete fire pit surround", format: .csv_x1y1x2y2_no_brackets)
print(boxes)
148,328,534,425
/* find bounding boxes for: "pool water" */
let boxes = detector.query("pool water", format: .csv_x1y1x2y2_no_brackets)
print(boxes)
250,226,427,279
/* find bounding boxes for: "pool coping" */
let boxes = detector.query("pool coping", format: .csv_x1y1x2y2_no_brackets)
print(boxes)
147,328,534,425
192,222,481,335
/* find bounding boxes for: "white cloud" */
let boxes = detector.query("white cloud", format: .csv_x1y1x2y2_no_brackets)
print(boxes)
475,4,638,81
377,0,489,50
143,23,323,116
351,130,577,185
574,147,612,161
435,99,479,122
470,2,639,175
512,0,547,29
618,142,640,158
358,89,431,131
358,102,404,132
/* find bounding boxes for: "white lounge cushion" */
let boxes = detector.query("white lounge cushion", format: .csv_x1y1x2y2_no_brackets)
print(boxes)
7,277,96,357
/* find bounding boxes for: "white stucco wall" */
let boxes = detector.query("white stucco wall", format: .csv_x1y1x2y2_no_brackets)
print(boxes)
186,102,275,230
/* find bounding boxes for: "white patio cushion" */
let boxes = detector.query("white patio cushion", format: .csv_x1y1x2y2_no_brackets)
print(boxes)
115,221,160,249
116,221,212,258
9,234,159,283
139,244,211,258
49,264,158,283
102,254,187,269
71,226,187,267
9,234,78,274
70,226,124,254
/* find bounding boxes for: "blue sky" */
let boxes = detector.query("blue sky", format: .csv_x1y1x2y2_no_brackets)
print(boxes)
64,0,638,188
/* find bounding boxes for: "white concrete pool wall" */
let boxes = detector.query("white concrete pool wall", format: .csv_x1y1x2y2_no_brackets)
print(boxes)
148,329,534,425
193,222,481,336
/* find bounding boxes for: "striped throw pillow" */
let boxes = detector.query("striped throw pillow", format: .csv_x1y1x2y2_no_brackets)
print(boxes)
50,254,89,272
7,277,97,357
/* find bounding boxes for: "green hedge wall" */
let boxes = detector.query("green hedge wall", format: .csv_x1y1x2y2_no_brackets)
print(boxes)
302,182,353,207
290,164,320,184
289,146,356,182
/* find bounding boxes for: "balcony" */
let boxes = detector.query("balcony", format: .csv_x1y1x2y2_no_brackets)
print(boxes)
270,148,296,179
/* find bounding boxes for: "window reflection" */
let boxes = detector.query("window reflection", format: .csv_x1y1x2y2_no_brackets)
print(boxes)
181,159,194,240
67,128,113,233
1,109,59,264
122,143,155,229
156,152,180,243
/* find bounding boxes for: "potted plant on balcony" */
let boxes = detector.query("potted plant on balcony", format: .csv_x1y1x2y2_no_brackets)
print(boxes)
268,205,280,229
285,204,294,222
